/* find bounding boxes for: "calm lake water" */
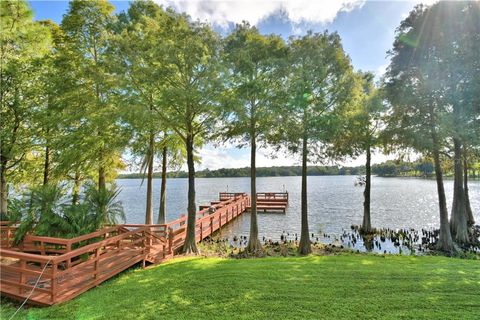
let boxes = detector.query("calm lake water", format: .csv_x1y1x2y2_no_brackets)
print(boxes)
117,176,480,242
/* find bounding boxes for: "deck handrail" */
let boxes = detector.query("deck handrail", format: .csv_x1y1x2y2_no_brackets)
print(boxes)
0,248,55,263
256,192,288,198
52,227,148,264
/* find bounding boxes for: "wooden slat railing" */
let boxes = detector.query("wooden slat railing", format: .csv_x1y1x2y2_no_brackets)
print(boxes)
0,226,149,305
17,226,123,256
0,222,18,249
219,192,247,201
0,194,251,305
256,192,288,201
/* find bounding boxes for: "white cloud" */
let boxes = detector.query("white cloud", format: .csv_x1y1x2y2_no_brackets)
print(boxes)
155,0,365,27
414,0,438,5
194,145,298,170
196,146,249,170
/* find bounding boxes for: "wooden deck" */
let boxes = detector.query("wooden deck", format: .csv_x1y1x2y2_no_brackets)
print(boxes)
0,193,250,306
0,192,288,305
247,192,289,213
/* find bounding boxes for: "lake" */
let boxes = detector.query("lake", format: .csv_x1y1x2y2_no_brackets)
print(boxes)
117,176,480,243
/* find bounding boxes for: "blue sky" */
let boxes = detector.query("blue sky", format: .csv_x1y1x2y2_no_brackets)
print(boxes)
28,0,431,170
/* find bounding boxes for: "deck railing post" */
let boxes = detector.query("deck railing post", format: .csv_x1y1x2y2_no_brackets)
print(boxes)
168,227,173,255
19,259,26,294
51,262,57,303
66,242,72,268
6,228,11,248
148,227,153,248
143,230,147,268
94,247,100,280
200,221,203,241
210,216,213,236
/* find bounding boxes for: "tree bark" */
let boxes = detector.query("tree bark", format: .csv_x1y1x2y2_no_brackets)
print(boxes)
145,132,154,224
0,157,7,218
43,145,50,185
362,145,372,233
432,136,454,252
72,171,81,205
450,138,469,243
93,43,106,193
463,150,474,227
98,166,106,192
247,126,262,253
298,132,311,255
158,146,167,224
182,133,198,253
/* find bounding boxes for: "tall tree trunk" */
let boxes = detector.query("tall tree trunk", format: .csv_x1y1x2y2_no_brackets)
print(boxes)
432,136,455,252
298,133,311,255
94,50,105,194
362,145,372,233
450,138,469,243
158,146,167,224
98,166,106,192
182,134,198,253
463,149,474,226
145,132,154,224
43,145,50,185
247,128,262,253
0,157,8,218
72,171,81,205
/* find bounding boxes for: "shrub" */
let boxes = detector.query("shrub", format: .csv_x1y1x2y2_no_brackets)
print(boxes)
12,182,125,244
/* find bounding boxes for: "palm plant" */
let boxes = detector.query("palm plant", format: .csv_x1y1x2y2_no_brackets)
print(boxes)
61,203,97,238
12,181,125,244
14,184,67,243
2,198,24,222
83,182,126,227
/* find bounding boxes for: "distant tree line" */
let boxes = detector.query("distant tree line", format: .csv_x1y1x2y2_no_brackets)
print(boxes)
118,165,362,178
118,159,480,179
372,160,480,178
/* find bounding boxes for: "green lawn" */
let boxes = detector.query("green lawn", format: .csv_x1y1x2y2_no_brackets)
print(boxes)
1,254,479,320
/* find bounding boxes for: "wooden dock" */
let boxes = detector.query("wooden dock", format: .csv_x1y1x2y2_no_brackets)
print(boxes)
247,192,289,213
0,193,250,306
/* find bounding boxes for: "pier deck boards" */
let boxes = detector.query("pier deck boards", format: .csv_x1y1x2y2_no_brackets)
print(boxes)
247,192,289,213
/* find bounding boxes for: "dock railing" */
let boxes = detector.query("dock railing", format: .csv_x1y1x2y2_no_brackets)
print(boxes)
256,192,288,202
0,225,149,305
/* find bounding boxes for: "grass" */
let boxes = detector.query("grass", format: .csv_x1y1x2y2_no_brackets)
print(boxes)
1,254,479,320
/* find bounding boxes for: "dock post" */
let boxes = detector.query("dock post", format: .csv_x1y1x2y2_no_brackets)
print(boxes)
210,216,213,236
51,262,57,303
168,227,173,255
19,260,26,294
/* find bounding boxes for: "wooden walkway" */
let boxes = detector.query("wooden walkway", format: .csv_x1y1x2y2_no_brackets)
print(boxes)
0,194,250,306
0,192,287,306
